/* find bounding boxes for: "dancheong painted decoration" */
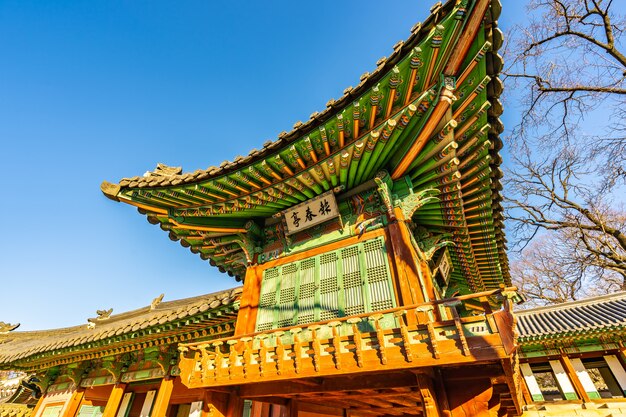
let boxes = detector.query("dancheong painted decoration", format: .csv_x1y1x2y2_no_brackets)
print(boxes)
7,1,604,417
101,0,509,299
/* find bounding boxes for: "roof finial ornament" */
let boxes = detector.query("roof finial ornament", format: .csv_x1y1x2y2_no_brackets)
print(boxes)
143,163,182,179
151,294,165,310
87,308,113,328
0,322,20,333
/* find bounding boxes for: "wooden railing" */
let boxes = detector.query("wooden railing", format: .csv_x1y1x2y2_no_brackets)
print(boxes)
178,288,517,388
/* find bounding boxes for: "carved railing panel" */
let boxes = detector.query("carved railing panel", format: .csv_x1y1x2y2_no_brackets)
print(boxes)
178,288,517,388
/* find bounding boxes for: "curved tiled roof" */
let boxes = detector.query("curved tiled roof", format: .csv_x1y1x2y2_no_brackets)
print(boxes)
0,405,32,417
102,1,492,191
101,0,509,293
516,292,626,342
0,287,241,367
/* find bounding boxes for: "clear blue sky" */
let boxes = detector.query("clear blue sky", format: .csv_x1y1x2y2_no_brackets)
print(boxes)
0,1,526,331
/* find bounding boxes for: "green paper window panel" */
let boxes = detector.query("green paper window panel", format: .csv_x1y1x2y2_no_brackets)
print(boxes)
255,236,396,331
364,238,395,311
256,267,279,331
76,406,104,417
277,263,298,327
76,405,104,417
342,245,365,317
41,406,63,417
319,252,340,321
298,258,317,325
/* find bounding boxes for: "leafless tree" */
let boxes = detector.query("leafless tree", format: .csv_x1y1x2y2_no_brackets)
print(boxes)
503,0,626,301
504,0,626,176
511,231,622,307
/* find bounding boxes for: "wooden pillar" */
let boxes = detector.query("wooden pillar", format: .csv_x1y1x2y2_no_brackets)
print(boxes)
202,391,224,417
61,389,85,417
549,358,583,401
287,399,298,417
249,401,264,417
102,384,128,417
558,355,591,402
235,265,262,336
570,358,601,399
151,378,174,417
386,208,428,307
201,391,242,417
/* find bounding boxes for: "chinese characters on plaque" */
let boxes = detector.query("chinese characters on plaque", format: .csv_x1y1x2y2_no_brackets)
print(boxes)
283,190,340,235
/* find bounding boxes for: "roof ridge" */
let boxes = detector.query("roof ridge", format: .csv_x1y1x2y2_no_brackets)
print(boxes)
516,291,626,315
0,287,242,336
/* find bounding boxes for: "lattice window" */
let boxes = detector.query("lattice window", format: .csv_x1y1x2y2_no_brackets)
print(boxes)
255,236,395,331
297,258,317,325
364,238,394,312
277,263,298,328
256,267,278,331
342,246,365,317
319,252,340,321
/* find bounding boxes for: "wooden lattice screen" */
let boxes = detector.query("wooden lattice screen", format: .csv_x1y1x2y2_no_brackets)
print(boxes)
255,236,396,332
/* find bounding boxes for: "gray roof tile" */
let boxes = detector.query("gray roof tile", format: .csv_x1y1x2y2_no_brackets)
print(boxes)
516,292,626,342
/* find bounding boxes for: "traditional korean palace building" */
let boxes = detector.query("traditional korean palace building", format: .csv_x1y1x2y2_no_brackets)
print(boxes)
2,0,624,415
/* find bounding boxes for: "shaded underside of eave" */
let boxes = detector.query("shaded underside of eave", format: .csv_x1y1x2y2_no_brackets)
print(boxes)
102,0,509,292
0,288,242,370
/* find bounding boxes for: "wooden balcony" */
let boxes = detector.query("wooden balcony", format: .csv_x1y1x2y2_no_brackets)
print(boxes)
178,288,517,389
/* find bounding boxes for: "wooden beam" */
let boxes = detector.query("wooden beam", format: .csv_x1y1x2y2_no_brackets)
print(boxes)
30,395,45,417
391,89,453,180
239,372,418,398
385,210,428,310
444,0,491,76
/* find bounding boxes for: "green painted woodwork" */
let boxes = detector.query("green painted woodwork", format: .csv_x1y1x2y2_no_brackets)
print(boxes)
563,392,578,400
4,303,238,372
105,0,508,293
531,394,545,402
76,406,104,417
255,236,396,331
40,406,62,417
588,391,602,400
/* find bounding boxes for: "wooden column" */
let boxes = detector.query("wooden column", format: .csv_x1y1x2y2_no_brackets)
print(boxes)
570,358,601,399
102,384,128,417
202,391,227,417
61,389,85,417
235,265,262,336
151,378,174,417
386,208,428,307
558,355,590,402
549,357,583,401
287,399,298,417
